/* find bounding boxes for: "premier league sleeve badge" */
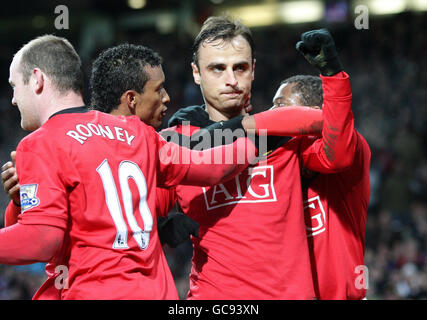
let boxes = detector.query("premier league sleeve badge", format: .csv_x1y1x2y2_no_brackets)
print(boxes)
20,184,40,212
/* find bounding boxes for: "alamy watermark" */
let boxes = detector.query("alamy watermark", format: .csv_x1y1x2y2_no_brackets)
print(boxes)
54,5,69,30
54,264,370,292
54,265,69,290
159,122,267,165
354,265,369,290
354,5,369,30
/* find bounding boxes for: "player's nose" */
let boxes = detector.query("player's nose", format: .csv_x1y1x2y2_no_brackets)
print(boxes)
11,96,17,107
162,88,170,104
225,69,238,87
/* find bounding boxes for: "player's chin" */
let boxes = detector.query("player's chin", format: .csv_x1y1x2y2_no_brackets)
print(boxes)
154,116,165,129
222,100,246,112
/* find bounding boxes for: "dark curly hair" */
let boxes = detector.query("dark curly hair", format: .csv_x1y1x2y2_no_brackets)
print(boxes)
280,75,323,108
90,43,163,113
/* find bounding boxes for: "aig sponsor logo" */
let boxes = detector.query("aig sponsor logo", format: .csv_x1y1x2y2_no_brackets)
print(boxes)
202,165,277,210
304,195,327,237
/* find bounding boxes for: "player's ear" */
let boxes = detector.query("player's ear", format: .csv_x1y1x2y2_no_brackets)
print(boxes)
123,90,137,114
32,68,44,94
191,62,201,85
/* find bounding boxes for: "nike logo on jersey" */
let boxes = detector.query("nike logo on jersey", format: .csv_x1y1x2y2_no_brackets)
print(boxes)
66,123,135,146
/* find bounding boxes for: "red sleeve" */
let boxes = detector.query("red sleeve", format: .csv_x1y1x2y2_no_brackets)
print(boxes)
155,187,176,217
14,138,69,229
156,132,191,187
253,107,323,136
300,71,356,173
4,200,20,227
0,223,64,264
157,135,257,187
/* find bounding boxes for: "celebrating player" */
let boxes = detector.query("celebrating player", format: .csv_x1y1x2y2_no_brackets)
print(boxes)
0,35,258,299
163,17,356,299
0,40,322,299
272,74,371,299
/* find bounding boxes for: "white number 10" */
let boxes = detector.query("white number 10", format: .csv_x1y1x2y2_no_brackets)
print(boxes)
97,159,153,250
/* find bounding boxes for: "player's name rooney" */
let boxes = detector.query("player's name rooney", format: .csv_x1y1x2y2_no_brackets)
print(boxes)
66,122,135,145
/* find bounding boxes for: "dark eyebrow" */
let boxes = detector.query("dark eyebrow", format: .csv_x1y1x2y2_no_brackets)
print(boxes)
206,60,251,68
156,79,165,88
206,62,226,69
234,61,250,67
8,80,14,87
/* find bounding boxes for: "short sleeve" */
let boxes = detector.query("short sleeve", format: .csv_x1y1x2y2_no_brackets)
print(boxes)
155,132,190,188
15,138,69,229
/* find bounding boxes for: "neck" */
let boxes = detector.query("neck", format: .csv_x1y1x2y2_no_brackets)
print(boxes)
205,104,248,122
111,103,132,117
40,91,85,125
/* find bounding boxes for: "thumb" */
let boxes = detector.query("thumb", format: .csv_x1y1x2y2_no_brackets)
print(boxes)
296,41,309,55
11,151,16,163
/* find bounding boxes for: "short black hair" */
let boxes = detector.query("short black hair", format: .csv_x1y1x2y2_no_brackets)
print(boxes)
280,75,323,107
19,35,84,94
192,15,255,68
90,43,163,113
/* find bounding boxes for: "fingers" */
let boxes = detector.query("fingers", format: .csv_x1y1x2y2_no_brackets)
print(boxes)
1,166,19,191
1,163,20,204
1,161,15,183
1,159,20,202
8,183,20,202
296,41,310,55
299,29,333,54
299,37,320,55
11,151,16,163
244,103,253,113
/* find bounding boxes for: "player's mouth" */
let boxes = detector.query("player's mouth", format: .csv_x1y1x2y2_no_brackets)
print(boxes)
222,90,242,98
160,108,167,119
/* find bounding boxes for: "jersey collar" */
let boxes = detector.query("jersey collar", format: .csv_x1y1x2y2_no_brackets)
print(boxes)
49,106,90,119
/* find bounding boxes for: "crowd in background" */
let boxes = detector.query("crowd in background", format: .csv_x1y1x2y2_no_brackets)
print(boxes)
0,11,425,299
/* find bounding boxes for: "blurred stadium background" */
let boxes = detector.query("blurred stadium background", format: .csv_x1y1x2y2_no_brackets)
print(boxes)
0,0,426,300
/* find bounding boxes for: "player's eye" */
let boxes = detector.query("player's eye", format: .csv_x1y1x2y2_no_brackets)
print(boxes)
274,100,285,108
234,64,248,72
211,65,225,73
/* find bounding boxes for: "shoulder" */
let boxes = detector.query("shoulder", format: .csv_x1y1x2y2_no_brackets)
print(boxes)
167,105,210,128
17,125,53,152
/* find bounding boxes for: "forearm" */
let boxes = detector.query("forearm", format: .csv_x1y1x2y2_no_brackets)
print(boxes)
301,72,356,172
191,108,323,138
319,71,356,168
0,223,64,264
181,137,257,186
247,107,323,136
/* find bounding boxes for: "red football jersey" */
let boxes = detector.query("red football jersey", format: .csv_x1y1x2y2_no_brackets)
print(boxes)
3,186,175,300
14,108,255,300
176,141,316,299
15,108,188,300
301,132,370,300
171,72,355,299
292,72,370,299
